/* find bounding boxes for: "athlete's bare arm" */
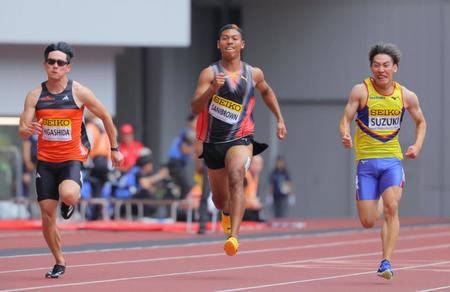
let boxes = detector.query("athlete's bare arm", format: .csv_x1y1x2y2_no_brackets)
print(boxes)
73,82,123,167
339,83,366,148
252,67,287,140
19,87,42,139
403,87,427,159
191,67,225,115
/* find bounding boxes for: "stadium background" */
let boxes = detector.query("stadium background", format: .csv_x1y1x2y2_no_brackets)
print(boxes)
0,0,449,218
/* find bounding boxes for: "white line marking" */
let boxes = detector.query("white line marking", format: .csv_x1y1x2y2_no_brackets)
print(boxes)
1,227,448,261
418,286,450,292
1,244,449,291
216,261,450,292
0,230,84,239
1,230,449,274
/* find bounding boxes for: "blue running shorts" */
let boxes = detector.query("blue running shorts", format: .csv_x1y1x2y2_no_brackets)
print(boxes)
355,158,404,200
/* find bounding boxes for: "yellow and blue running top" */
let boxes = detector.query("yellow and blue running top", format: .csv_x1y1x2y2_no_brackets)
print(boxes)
355,78,405,160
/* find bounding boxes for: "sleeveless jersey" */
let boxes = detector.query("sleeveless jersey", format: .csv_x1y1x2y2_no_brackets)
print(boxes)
196,61,256,143
355,77,405,160
35,80,91,162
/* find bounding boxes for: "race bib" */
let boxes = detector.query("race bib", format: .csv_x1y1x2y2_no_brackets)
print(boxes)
42,118,72,141
209,95,243,124
368,109,401,130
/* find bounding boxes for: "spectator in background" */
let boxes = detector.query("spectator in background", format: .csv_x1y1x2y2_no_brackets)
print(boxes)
119,123,143,173
269,155,293,218
132,150,169,217
85,112,111,197
21,134,38,197
84,112,112,220
243,155,264,221
167,114,197,199
195,141,211,234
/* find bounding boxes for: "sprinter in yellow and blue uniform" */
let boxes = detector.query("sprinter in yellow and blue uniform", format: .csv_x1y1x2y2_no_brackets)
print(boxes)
340,43,427,280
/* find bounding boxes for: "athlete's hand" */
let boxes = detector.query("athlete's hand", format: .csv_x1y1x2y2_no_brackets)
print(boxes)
405,144,420,159
25,118,43,136
111,151,124,168
342,133,353,148
277,120,287,140
211,73,226,91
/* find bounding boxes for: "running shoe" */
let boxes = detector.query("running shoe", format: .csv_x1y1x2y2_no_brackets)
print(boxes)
221,212,231,236
61,203,74,220
224,236,239,256
45,264,65,279
377,259,394,280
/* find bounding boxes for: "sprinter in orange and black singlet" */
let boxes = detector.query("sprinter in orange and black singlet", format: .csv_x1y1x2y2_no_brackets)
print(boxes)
35,79,90,202
36,79,90,163
19,42,123,279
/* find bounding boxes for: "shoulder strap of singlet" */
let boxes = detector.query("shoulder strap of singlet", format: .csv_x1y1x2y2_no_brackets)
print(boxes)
211,62,220,75
39,79,73,94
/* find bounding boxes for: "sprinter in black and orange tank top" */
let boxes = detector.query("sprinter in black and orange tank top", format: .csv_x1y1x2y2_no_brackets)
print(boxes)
192,24,287,256
19,42,123,279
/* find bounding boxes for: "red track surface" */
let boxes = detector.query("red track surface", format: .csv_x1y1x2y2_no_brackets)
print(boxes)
0,219,449,292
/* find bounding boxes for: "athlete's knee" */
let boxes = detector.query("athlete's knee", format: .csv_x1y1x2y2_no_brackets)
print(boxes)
40,208,56,224
212,195,226,210
227,169,244,191
360,218,376,229
359,214,377,228
383,200,399,217
59,188,80,205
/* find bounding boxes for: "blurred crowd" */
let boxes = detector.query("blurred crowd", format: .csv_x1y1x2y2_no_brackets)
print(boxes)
19,112,295,222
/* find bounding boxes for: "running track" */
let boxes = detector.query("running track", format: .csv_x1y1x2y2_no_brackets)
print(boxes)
0,218,449,292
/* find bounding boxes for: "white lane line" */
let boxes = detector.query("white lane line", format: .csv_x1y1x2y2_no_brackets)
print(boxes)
0,230,84,239
216,261,450,292
1,244,449,291
418,285,450,292
1,230,449,274
1,227,448,261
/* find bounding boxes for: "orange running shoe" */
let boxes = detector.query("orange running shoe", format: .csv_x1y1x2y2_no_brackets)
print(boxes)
224,236,239,256
221,212,231,236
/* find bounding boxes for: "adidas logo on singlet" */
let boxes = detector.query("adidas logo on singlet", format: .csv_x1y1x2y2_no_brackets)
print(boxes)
62,96,70,101
36,172,41,178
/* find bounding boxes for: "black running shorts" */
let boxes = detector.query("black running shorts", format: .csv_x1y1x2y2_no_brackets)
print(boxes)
35,160,83,201
200,135,268,169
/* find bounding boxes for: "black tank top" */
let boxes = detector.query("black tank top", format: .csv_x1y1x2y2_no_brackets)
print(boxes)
196,61,256,143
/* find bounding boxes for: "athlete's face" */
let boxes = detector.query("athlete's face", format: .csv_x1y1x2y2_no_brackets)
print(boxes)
370,54,398,88
44,50,71,79
217,29,245,59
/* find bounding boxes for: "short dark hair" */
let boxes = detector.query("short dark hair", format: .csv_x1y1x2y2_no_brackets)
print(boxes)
369,42,401,65
44,42,74,63
186,114,195,122
218,24,244,40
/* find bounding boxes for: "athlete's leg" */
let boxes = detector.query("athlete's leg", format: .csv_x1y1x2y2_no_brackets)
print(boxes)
380,186,402,261
224,144,252,238
208,168,230,213
39,199,65,265
58,180,81,206
357,200,381,228
379,158,404,261
356,160,383,228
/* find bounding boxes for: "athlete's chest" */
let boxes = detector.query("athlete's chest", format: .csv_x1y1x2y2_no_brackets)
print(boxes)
36,93,77,110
